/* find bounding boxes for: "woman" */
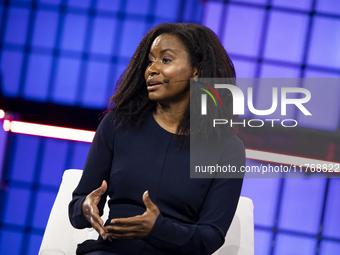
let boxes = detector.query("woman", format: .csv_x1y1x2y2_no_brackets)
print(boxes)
69,23,245,255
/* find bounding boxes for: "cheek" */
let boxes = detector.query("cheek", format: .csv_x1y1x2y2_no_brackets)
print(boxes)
144,69,149,80
162,65,177,77
163,65,191,79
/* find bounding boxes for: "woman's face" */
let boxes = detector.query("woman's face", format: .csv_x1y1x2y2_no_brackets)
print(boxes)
145,33,198,104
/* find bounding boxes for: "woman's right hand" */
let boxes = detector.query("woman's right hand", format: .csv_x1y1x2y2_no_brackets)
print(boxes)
82,180,108,240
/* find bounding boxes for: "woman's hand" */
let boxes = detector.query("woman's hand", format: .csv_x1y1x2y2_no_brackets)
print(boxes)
82,180,108,240
105,190,160,240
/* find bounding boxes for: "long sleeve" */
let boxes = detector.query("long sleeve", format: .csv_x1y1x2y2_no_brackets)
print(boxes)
144,179,243,255
68,112,115,229
143,135,245,255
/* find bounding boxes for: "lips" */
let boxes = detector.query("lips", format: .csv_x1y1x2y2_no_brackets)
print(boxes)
146,79,163,92
148,82,162,87
147,80,163,87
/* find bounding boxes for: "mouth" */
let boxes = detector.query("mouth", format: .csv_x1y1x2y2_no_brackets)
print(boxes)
147,80,163,91
147,81,162,86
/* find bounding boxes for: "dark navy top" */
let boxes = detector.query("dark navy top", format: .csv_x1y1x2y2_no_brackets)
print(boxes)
69,111,245,255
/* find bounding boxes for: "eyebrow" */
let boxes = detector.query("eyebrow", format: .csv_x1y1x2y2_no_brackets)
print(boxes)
149,48,178,56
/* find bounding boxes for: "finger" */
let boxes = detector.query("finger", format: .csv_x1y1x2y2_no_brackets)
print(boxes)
110,215,142,225
107,234,136,240
105,224,140,234
92,180,108,196
106,228,144,240
92,212,104,227
92,221,107,240
91,214,107,239
142,190,157,212
107,231,144,240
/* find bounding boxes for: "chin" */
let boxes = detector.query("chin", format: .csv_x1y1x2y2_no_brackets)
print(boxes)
148,94,159,102
148,92,165,102
148,91,189,104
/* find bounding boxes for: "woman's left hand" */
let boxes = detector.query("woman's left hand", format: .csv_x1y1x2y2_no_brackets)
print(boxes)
105,190,160,240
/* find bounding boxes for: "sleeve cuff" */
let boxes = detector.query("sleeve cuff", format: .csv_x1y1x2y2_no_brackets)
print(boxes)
143,212,165,243
69,196,92,229
142,212,178,250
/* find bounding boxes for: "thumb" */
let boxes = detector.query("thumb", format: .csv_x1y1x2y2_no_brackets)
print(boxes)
143,190,157,211
94,180,108,196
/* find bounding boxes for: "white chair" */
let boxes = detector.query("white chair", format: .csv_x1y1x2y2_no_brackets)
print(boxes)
39,169,254,255
212,196,254,255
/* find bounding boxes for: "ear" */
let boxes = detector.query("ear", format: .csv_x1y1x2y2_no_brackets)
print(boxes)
192,66,199,78
192,62,202,78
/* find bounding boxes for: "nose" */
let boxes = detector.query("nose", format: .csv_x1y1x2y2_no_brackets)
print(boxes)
147,62,160,76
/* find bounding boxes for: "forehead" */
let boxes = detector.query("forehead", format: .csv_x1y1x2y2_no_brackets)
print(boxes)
149,33,187,52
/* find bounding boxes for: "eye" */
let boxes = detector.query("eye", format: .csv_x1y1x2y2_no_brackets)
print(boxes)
147,59,154,66
162,58,171,64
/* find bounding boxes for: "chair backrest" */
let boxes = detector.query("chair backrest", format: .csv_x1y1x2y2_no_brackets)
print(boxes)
39,170,97,255
39,169,254,255
212,196,254,255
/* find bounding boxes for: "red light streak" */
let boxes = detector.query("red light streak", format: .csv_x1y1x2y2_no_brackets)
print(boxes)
2,119,339,170
3,120,94,143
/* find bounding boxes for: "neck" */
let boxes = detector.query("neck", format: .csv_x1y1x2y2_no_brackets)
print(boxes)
153,99,188,133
